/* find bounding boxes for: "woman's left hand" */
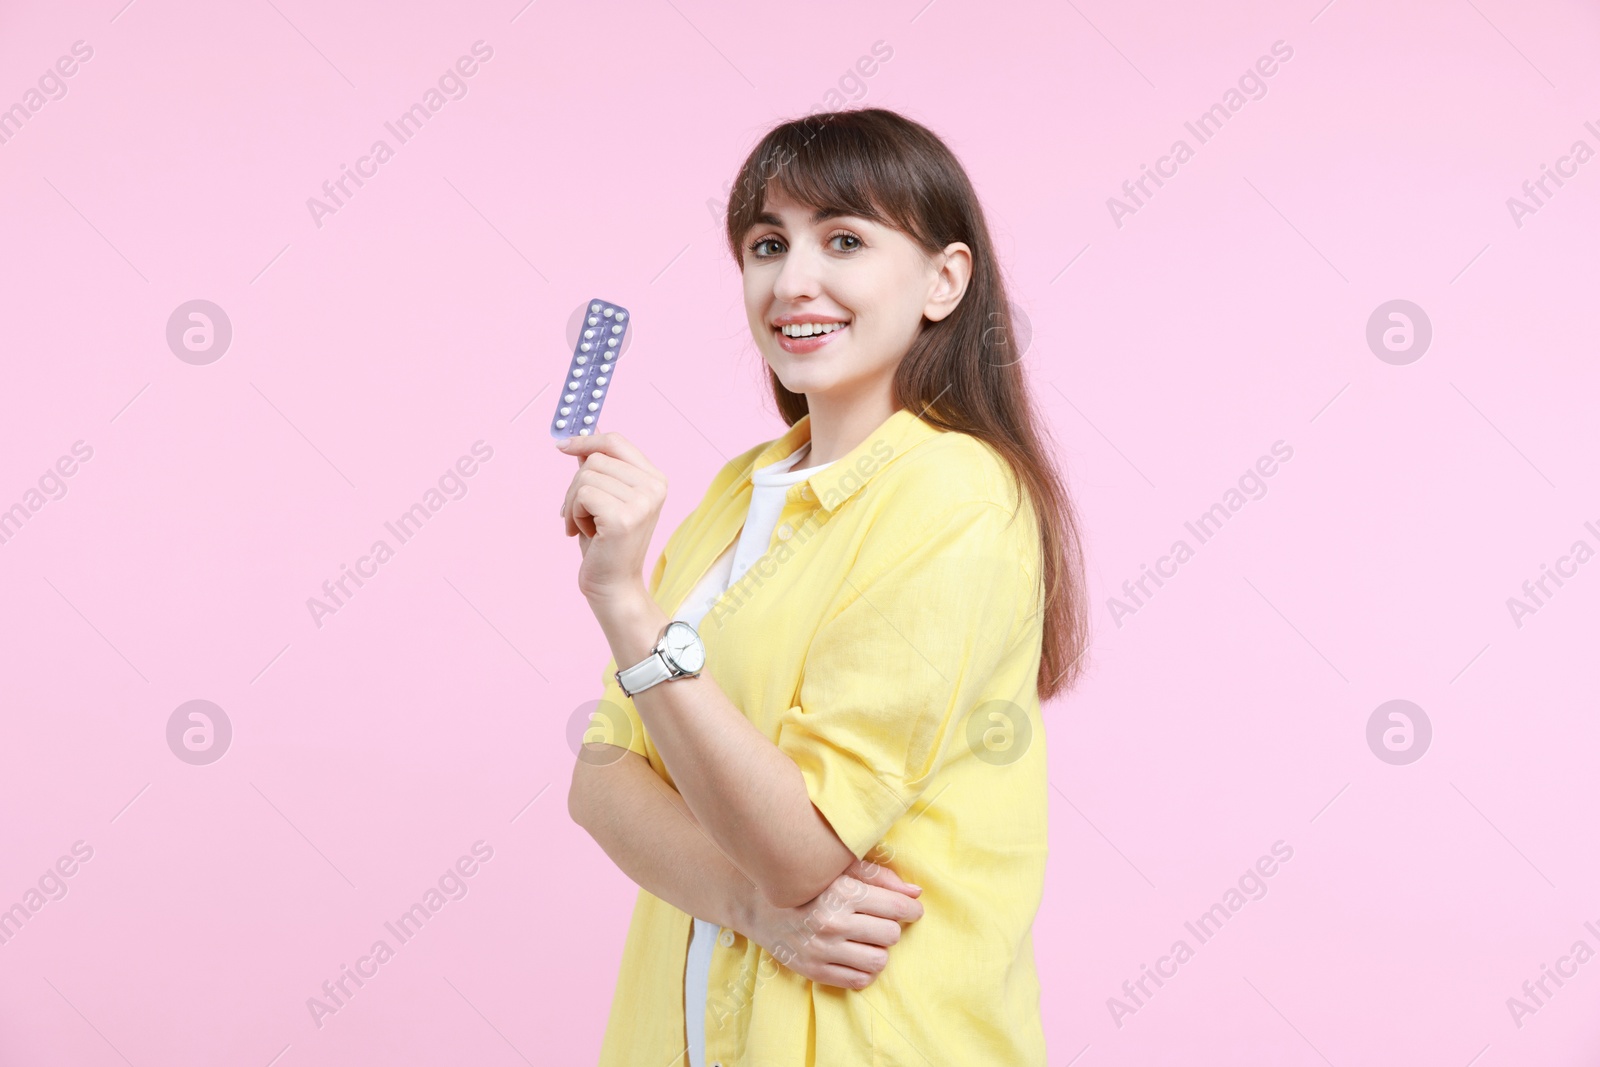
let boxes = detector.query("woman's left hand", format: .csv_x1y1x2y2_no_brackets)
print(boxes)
556,432,668,606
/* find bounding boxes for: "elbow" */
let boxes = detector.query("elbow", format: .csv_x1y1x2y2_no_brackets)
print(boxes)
569,745,638,831
567,762,592,829
755,806,862,909
758,862,839,911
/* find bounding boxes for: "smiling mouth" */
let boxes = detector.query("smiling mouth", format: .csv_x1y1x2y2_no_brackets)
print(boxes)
776,321,849,338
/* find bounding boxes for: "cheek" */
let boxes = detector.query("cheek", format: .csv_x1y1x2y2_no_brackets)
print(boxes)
743,277,770,330
867,267,925,325
851,302,915,351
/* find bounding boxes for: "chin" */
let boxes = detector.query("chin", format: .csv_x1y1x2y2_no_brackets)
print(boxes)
759,351,815,389
770,369,828,395
774,370,868,406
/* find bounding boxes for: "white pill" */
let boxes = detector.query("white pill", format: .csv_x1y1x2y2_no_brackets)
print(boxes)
590,302,600,312
584,329,595,339
587,402,599,411
576,356,588,365
583,415,594,425
588,316,598,326
596,376,608,385
580,342,591,352
556,419,567,428
602,307,614,317
616,312,627,321
607,338,617,347
591,389,603,398
611,324,622,334
561,405,571,414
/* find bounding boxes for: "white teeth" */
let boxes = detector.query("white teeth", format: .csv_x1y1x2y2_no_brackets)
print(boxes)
780,322,847,337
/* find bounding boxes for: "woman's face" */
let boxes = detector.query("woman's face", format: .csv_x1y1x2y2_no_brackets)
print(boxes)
741,188,970,406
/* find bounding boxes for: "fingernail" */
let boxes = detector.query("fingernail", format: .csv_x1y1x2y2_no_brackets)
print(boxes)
907,884,922,893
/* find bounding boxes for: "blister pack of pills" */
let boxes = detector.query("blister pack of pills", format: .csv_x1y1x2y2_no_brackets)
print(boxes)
550,298,630,439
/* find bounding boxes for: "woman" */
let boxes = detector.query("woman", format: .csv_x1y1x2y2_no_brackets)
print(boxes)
563,107,1089,1067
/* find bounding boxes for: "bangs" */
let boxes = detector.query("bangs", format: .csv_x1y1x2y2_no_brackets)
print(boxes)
724,112,940,259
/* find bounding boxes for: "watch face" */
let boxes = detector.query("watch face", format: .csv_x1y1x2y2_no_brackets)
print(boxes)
662,621,705,674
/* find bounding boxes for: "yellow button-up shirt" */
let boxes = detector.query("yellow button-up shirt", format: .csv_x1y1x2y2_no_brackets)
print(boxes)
588,405,1049,1067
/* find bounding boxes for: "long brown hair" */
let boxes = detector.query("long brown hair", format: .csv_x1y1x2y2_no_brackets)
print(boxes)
722,107,1090,701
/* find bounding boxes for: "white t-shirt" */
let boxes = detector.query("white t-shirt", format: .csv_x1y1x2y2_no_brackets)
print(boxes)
675,441,834,1067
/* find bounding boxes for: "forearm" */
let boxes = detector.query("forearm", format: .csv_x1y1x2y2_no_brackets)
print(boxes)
571,748,757,933
594,591,855,908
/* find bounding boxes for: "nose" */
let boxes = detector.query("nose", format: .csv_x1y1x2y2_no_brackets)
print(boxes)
771,239,824,303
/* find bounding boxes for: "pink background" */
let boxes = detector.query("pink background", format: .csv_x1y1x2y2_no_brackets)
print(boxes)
3,0,1599,1063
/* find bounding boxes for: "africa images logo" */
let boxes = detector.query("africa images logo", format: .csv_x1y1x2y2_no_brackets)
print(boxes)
306,41,494,229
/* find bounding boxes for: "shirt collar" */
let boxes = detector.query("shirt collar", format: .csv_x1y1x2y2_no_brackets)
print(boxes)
746,406,941,513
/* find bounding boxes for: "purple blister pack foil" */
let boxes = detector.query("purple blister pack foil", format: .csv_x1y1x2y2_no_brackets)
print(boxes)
550,298,629,439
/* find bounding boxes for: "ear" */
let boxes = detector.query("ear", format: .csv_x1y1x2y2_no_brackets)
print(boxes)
922,242,973,323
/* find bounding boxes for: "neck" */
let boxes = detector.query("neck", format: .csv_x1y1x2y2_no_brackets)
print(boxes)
803,386,899,467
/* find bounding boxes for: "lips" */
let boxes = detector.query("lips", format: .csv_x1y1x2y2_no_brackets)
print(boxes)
774,321,848,354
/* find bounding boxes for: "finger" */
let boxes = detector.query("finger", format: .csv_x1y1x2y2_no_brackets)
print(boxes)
850,857,922,897
568,484,616,539
562,467,634,528
811,963,878,991
557,431,664,480
850,884,925,923
569,480,642,540
816,938,890,976
573,449,654,492
562,475,588,536
566,493,589,539
562,468,635,538
833,913,904,949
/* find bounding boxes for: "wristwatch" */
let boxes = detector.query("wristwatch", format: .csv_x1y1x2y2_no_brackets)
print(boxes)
615,620,706,697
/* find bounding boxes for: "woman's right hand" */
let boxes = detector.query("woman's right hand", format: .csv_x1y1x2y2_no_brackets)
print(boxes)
745,857,925,990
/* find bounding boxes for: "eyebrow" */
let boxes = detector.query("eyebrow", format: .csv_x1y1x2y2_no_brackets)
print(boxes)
751,206,860,227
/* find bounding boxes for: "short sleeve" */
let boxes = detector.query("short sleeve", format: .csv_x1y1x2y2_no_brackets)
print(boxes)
775,501,1038,859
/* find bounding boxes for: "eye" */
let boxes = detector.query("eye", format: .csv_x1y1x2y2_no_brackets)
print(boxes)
746,230,862,257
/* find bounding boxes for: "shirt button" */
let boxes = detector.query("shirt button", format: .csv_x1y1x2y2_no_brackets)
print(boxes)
800,485,812,500
718,928,735,947
776,524,792,541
